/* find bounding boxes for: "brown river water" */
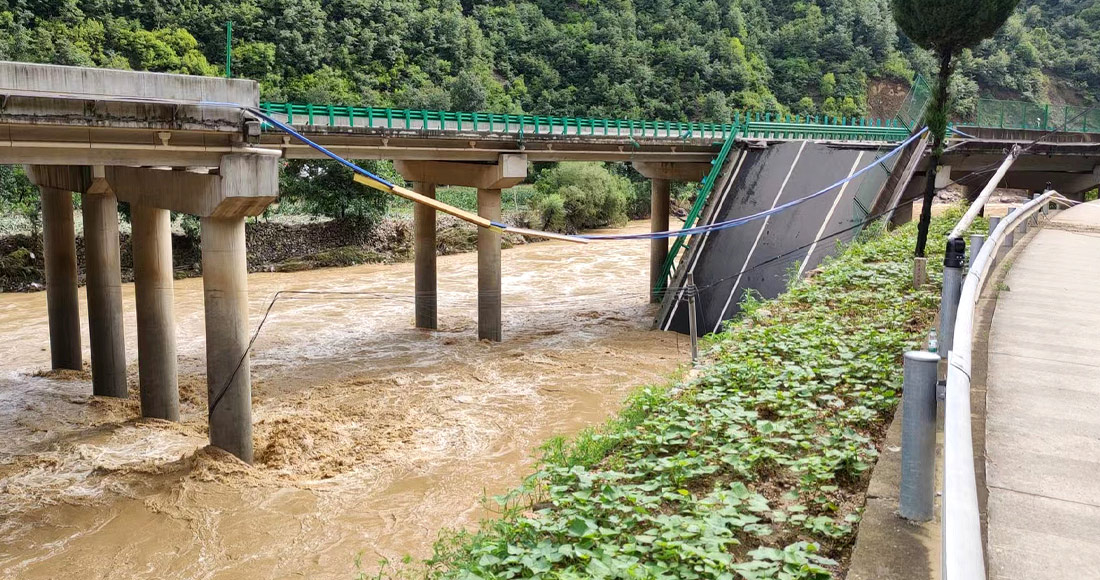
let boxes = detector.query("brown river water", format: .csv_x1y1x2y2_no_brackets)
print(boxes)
0,220,685,579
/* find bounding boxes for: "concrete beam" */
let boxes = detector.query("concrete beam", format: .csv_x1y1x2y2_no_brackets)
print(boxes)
82,189,127,397
394,154,527,189
0,61,258,106
632,161,710,181
413,182,438,330
107,151,280,217
201,216,253,462
477,188,503,342
40,186,81,370
132,205,179,421
1001,171,1099,196
650,178,671,303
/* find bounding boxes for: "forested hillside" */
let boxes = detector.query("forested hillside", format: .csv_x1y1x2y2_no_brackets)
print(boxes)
0,0,1096,121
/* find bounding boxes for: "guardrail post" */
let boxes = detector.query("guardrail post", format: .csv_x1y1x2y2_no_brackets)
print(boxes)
1004,209,1016,247
938,237,966,357
969,234,985,264
900,350,940,521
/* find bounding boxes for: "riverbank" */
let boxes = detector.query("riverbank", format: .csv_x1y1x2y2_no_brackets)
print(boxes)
418,213,957,579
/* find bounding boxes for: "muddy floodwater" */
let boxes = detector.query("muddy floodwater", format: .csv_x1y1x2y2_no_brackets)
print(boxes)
0,220,685,579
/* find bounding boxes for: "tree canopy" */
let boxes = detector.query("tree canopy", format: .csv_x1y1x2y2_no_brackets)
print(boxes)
0,0,1095,123
892,0,1022,54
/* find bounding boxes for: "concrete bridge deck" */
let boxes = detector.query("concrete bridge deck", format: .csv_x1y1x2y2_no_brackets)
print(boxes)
985,200,1100,579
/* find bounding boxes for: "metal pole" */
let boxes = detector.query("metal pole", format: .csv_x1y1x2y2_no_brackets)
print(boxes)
686,272,699,362
225,21,233,78
900,350,940,521
938,237,965,357
969,234,985,267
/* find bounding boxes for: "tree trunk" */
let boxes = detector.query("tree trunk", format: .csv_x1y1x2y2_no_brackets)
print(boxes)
914,49,954,258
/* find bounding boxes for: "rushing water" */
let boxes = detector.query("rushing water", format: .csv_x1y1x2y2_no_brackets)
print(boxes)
0,221,684,579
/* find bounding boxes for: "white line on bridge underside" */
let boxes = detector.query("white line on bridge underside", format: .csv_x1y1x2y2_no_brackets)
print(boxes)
713,140,807,333
796,151,866,279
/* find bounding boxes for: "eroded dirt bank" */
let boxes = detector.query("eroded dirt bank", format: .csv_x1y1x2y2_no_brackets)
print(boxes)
0,221,684,579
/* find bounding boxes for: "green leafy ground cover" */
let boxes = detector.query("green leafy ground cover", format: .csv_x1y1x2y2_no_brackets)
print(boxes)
415,211,965,580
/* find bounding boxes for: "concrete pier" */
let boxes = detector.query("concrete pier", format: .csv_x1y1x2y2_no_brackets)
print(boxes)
200,217,253,462
477,188,503,342
40,187,81,370
649,178,670,302
631,162,708,303
413,182,438,330
132,205,179,420
82,190,127,397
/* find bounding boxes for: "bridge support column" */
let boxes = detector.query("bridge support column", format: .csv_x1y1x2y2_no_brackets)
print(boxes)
478,188,503,342
394,155,526,342
413,182,438,330
201,216,253,462
41,186,82,370
650,178,671,303
82,189,127,397
631,162,710,304
132,205,179,420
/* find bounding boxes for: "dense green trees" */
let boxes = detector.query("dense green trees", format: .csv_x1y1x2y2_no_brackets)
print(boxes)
0,0,1094,125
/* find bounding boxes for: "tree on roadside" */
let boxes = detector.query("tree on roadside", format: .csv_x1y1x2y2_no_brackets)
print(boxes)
891,0,1020,257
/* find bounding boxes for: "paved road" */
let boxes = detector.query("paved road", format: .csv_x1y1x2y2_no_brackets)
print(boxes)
986,200,1100,580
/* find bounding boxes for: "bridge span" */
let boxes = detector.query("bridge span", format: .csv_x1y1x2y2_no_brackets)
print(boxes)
4,60,1100,464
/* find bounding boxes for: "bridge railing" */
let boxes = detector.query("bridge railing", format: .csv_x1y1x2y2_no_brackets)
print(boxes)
936,190,1058,580
257,102,911,143
959,98,1100,133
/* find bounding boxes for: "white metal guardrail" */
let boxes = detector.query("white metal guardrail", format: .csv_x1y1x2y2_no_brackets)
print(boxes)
940,189,1059,580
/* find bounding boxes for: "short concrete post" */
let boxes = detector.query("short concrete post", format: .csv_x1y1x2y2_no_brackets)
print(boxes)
82,190,127,397
413,182,438,330
200,216,253,462
477,188,502,342
650,178,671,303
132,205,179,421
938,237,965,357
912,257,928,289
900,350,940,521
41,187,82,370
969,234,985,265
1004,210,1015,247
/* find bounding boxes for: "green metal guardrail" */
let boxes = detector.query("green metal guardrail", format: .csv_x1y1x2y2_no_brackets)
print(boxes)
959,98,1100,133
652,134,739,298
257,102,912,142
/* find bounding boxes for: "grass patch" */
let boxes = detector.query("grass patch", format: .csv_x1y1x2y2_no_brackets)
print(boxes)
391,210,963,580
